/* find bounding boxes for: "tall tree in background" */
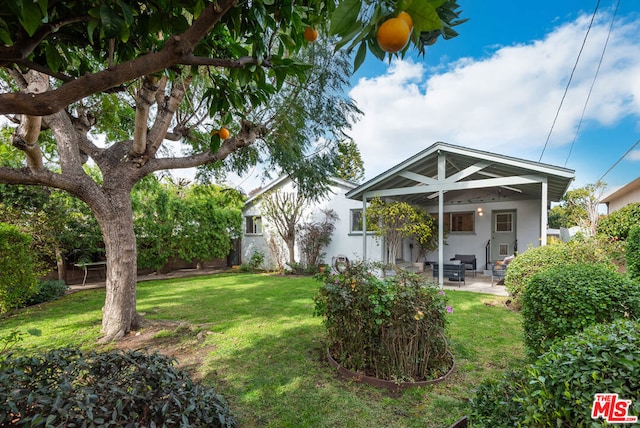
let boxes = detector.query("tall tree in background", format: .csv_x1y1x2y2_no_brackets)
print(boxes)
336,140,365,183
548,181,607,236
0,0,465,341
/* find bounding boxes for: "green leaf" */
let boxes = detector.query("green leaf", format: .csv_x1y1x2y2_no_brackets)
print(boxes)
99,4,125,40
45,44,61,72
116,0,134,26
17,0,44,37
407,0,442,33
329,0,361,36
0,18,12,45
210,134,221,153
353,42,367,72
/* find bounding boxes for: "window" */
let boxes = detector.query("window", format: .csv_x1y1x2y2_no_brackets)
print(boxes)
245,216,262,235
350,209,364,233
495,213,513,232
432,211,475,233
451,212,474,232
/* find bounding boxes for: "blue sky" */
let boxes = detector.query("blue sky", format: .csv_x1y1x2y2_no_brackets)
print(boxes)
346,0,640,195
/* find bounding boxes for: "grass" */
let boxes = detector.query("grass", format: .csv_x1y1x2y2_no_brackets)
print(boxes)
0,273,525,427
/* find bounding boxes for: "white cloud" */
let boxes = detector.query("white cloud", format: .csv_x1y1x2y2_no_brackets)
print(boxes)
349,12,640,181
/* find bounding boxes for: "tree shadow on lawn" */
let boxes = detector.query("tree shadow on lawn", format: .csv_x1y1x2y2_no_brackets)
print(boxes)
192,322,472,428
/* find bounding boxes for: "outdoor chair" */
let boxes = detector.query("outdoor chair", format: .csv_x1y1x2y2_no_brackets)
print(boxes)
491,255,514,286
432,261,465,287
450,254,477,277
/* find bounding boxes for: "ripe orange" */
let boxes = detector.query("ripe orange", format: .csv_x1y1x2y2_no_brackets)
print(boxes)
397,11,413,30
304,27,318,42
218,127,230,139
376,17,411,53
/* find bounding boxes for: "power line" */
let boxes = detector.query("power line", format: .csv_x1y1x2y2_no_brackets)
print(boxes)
599,138,640,182
539,0,601,162
565,0,620,167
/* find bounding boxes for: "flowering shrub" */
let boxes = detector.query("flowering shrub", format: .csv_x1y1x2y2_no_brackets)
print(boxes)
314,262,451,382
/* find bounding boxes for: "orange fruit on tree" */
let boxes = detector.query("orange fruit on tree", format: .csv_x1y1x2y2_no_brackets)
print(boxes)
218,127,230,139
304,27,318,42
376,17,411,53
397,11,413,30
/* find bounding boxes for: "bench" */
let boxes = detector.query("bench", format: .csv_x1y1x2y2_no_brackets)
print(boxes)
74,261,106,286
450,254,477,277
431,261,465,286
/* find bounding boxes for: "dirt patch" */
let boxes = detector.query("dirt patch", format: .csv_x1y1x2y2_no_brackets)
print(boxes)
108,318,216,381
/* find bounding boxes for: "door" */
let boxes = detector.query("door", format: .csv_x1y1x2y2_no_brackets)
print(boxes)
491,210,516,262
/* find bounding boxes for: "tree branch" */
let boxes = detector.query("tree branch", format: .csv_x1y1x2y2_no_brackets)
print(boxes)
140,118,266,175
180,54,272,68
0,16,90,64
0,0,238,116
10,71,48,171
132,76,161,156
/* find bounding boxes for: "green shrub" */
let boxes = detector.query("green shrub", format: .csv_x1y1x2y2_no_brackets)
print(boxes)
626,224,640,281
25,279,68,306
468,369,526,427
0,223,39,314
0,348,236,427
522,262,640,358
520,319,640,427
314,262,451,382
598,202,640,240
504,239,616,307
470,320,640,427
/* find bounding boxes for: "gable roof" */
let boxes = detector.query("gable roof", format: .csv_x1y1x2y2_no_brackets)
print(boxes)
243,175,358,209
346,142,575,207
600,176,640,204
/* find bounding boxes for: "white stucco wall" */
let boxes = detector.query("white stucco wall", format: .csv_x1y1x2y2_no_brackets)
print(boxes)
422,199,543,271
240,177,384,270
606,188,640,213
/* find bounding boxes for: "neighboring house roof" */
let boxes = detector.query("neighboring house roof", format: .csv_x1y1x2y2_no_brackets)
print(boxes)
243,175,358,210
600,176,640,213
345,142,575,206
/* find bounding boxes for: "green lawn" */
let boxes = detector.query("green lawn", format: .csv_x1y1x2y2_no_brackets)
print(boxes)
0,273,525,427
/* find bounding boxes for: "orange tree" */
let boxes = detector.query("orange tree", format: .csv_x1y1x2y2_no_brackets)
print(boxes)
0,0,465,342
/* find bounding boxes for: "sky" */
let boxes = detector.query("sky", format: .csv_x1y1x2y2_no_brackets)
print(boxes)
341,0,640,196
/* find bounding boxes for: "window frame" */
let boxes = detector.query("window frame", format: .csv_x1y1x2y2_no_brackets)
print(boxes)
432,211,476,234
245,215,263,235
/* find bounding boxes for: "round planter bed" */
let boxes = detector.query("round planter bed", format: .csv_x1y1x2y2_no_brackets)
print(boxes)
327,348,455,391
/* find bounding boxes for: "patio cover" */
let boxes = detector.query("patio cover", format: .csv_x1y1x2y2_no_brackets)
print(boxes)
345,142,575,285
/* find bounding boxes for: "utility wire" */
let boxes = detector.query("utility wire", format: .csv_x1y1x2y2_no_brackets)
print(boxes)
539,0,601,162
599,138,640,182
565,0,620,167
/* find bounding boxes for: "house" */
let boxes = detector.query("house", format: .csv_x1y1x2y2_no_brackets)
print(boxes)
345,142,575,283
241,175,384,270
600,176,640,214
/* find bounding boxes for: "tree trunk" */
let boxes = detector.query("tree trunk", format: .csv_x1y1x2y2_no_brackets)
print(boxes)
95,191,141,342
55,246,66,282
287,239,296,265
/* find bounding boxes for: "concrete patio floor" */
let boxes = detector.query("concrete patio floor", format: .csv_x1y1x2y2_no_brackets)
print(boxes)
434,273,509,296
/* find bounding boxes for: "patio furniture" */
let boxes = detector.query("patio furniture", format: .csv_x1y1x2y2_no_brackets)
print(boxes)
432,261,465,286
450,254,477,277
491,255,515,286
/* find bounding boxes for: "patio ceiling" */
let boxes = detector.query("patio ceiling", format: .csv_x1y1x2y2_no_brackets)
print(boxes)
346,142,575,208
